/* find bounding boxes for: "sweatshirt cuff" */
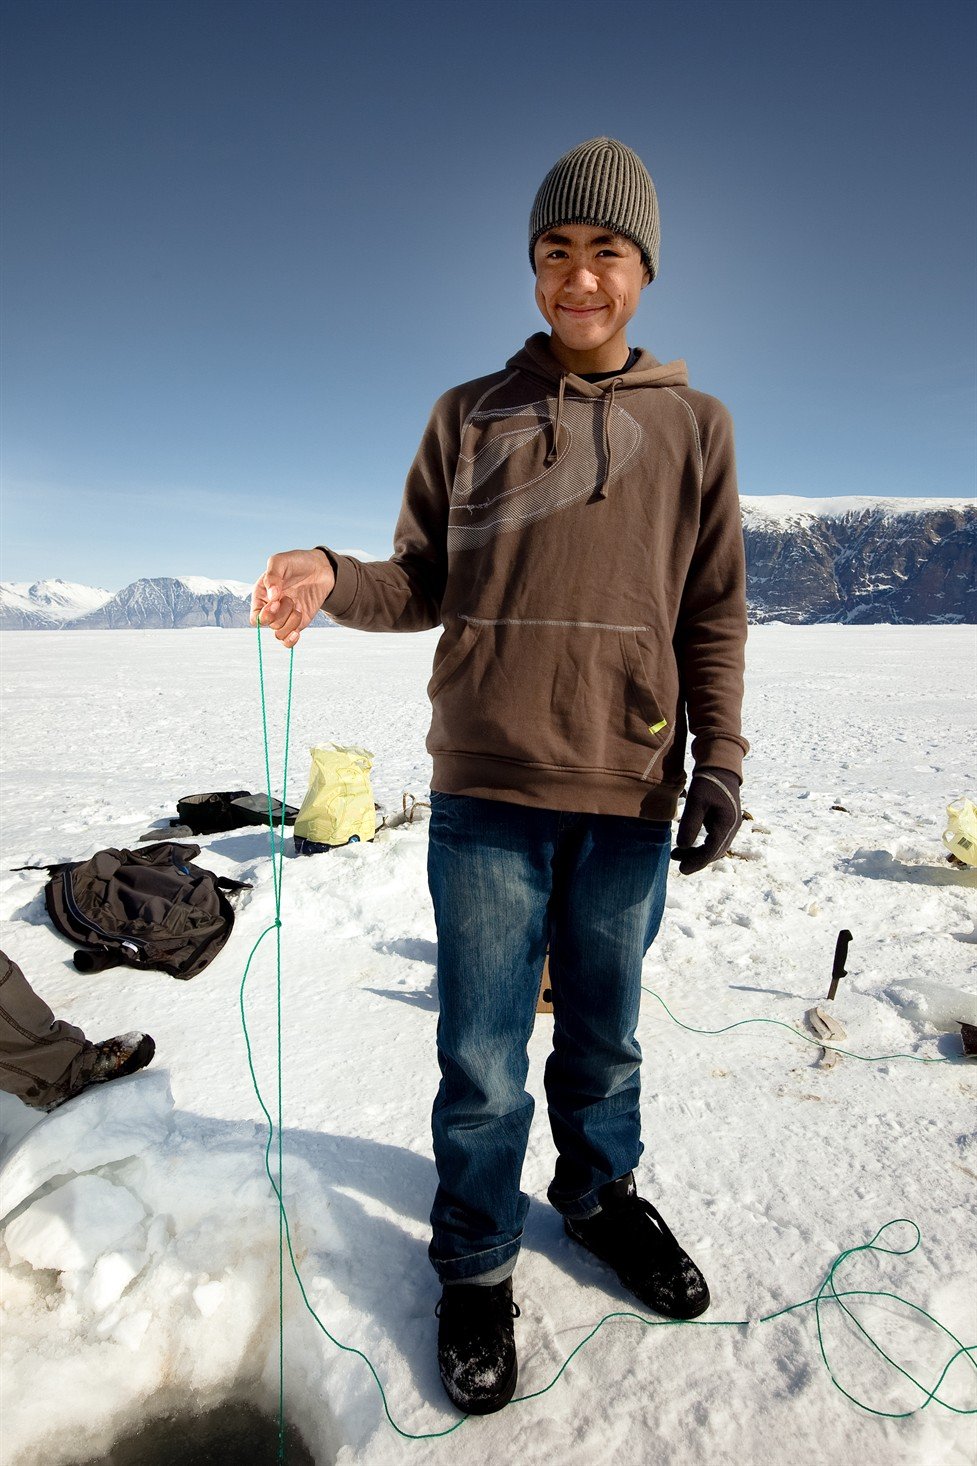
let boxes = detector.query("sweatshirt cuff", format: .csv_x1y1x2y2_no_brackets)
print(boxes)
691,735,748,783
316,546,360,620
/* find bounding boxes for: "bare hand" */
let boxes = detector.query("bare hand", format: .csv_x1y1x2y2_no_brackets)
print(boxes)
250,549,336,647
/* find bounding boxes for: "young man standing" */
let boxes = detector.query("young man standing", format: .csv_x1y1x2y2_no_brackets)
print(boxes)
252,137,748,1415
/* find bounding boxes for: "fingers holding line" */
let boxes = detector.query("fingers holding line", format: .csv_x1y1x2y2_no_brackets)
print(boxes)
275,606,304,645
255,597,303,644
250,575,279,626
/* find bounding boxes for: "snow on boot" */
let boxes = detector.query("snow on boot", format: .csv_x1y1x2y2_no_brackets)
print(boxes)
436,1276,520,1415
87,1032,156,1086
37,1032,156,1112
564,1173,710,1319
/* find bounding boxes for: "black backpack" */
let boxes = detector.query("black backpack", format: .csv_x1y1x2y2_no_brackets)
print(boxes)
28,842,251,979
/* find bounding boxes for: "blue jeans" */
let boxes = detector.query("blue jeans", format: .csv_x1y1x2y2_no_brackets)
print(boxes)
426,791,671,1283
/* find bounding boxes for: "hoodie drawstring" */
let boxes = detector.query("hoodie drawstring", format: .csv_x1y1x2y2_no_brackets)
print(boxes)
546,372,567,465
595,377,621,500
546,372,621,497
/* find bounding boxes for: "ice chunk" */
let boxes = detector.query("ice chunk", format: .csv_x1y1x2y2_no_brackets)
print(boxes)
84,1251,143,1311
0,1092,46,1161
193,1279,225,1317
886,978,977,1033
110,1308,152,1351
0,1071,173,1223
4,1173,145,1272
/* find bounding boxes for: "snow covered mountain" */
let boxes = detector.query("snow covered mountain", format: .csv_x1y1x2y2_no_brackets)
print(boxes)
67,577,257,630
0,579,113,629
1,509,973,628
739,496,975,624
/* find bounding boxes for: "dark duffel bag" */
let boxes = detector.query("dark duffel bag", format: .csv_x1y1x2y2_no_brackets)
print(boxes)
176,790,298,835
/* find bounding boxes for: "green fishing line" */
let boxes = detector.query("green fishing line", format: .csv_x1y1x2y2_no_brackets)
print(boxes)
255,615,293,1460
243,621,976,1448
639,987,956,1064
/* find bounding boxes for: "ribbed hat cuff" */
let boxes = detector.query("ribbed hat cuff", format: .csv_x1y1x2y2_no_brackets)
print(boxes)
529,216,653,273
528,136,660,280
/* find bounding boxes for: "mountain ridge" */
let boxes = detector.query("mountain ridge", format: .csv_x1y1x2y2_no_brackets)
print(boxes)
1,505,973,627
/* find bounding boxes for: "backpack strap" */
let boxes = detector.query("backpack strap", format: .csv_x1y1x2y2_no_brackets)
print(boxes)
215,875,252,893
73,945,126,974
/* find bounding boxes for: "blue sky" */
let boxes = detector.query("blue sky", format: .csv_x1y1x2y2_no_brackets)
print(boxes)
2,0,974,590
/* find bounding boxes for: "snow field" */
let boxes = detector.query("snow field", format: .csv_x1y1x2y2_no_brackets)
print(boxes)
0,625,975,1466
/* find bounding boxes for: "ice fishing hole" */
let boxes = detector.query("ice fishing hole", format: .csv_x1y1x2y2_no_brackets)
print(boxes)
70,1401,320,1465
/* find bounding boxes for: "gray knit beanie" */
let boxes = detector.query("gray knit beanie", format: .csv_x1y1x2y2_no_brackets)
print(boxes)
529,136,660,280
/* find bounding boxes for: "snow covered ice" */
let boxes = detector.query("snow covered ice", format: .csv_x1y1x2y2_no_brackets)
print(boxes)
0,624,975,1465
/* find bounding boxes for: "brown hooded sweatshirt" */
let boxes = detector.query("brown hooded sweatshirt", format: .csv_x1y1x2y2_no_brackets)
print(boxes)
319,331,749,821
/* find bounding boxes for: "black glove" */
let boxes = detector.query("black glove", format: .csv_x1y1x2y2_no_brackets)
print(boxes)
670,766,742,875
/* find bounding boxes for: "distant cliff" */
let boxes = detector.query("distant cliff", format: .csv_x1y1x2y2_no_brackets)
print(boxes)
739,497,975,624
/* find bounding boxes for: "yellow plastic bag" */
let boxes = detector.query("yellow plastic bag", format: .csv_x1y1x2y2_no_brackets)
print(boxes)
294,744,376,847
942,796,977,868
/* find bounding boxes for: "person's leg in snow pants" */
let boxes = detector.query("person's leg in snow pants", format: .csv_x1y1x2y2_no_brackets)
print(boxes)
0,950,96,1108
426,791,671,1283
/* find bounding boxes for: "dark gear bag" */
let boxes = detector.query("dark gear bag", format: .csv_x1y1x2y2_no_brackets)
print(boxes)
176,790,298,835
38,842,251,979
176,790,251,835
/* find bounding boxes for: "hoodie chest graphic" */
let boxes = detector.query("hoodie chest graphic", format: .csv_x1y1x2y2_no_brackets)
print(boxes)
448,395,642,552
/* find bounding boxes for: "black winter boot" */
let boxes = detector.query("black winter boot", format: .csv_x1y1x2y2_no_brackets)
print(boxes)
37,1033,157,1112
436,1276,520,1414
87,1032,156,1086
563,1173,710,1319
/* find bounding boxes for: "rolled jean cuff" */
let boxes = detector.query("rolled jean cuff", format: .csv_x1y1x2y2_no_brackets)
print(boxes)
429,1234,521,1285
547,1178,616,1222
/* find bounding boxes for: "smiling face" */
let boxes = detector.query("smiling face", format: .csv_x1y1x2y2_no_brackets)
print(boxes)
532,224,651,375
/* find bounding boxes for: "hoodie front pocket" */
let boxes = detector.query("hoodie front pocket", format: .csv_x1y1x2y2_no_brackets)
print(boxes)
427,618,481,700
427,617,677,781
621,631,676,779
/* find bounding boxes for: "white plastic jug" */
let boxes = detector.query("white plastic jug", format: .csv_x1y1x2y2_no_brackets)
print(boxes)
942,796,977,868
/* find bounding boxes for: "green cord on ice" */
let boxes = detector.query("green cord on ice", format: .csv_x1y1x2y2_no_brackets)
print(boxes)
639,986,955,1064
242,619,976,1447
